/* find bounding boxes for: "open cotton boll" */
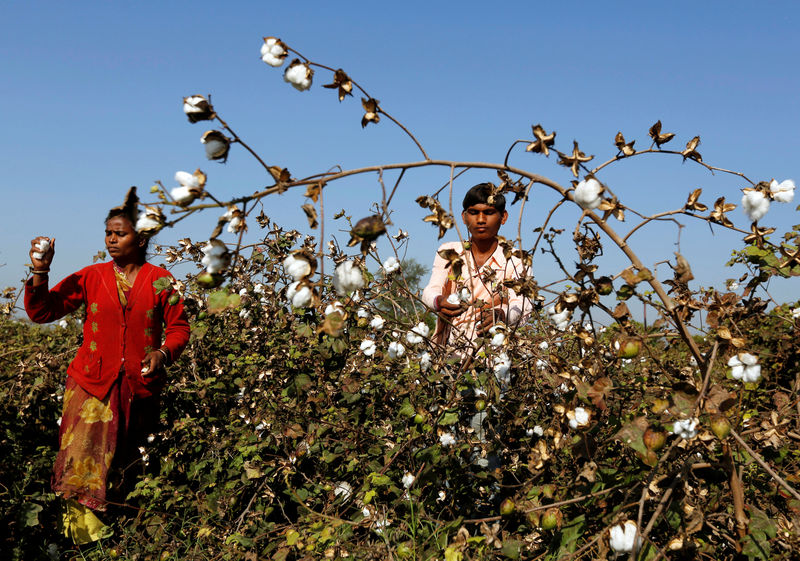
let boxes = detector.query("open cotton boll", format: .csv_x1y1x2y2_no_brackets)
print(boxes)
333,261,364,295
369,316,385,330
360,339,377,357
260,37,287,67
574,178,603,210
458,287,472,302
609,520,641,553
728,352,762,383
283,254,312,281
175,170,200,188
568,407,590,429
382,256,400,274
284,60,313,91
325,301,344,316
203,136,229,160
672,418,698,440
406,322,430,345
136,214,160,233
201,240,230,274
388,341,405,359
446,294,460,306
418,351,431,371
439,432,456,447
170,185,196,206
286,281,312,308
741,189,770,222
770,179,795,203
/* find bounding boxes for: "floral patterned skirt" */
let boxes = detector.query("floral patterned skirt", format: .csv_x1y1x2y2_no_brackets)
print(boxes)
53,374,159,512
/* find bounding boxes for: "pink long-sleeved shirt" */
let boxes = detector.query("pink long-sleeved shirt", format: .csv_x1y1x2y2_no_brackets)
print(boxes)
421,241,532,345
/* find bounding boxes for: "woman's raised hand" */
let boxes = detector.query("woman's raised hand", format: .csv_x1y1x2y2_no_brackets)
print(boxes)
30,236,55,270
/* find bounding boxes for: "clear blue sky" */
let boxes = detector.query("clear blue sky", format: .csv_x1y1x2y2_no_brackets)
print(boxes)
2,1,798,315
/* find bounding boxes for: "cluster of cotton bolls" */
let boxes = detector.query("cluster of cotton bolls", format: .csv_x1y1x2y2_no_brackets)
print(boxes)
741,179,795,222
446,286,472,306
547,305,571,331
283,253,315,308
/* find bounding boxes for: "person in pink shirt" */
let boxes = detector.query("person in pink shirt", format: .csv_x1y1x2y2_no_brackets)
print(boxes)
422,184,531,353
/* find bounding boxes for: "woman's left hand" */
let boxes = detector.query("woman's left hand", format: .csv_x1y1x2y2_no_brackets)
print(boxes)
140,350,166,377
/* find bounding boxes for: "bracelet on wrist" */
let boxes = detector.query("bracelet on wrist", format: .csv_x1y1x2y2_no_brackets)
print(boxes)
157,348,170,363
31,269,50,275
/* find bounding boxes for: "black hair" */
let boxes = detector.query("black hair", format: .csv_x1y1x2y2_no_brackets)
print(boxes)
105,187,149,258
462,183,506,213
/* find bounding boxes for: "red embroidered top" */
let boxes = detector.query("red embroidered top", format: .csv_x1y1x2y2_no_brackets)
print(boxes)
25,262,190,399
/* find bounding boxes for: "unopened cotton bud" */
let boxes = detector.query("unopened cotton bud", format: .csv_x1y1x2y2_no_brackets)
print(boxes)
201,130,230,162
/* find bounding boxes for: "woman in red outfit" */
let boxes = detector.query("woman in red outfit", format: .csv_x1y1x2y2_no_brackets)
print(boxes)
25,189,190,543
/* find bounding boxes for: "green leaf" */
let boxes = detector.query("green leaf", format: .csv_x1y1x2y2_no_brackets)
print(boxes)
207,290,241,313
20,502,42,527
152,277,173,294
500,539,522,559
614,416,648,456
399,398,416,418
439,411,459,425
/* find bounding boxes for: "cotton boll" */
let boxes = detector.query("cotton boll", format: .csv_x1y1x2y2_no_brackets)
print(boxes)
360,339,377,357
406,322,430,345
369,316,385,330
286,281,312,308
333,261,365,295
418,351,431,371
609,520,641,553
402,472,415,489
283,254,312,281
182,95,215,123
568,407,590,429
439,432,456,447
573,178,603,210
388,341,405,359
672,418,698,440
741,189,770,222
260,37,288,67
333,481,352,500
175,170,201,189
325,301,344,316
170,186,196,205
446,294,460,306
201,131,230,161
770,179,795,203
382,256,400,274
284,60,313,91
